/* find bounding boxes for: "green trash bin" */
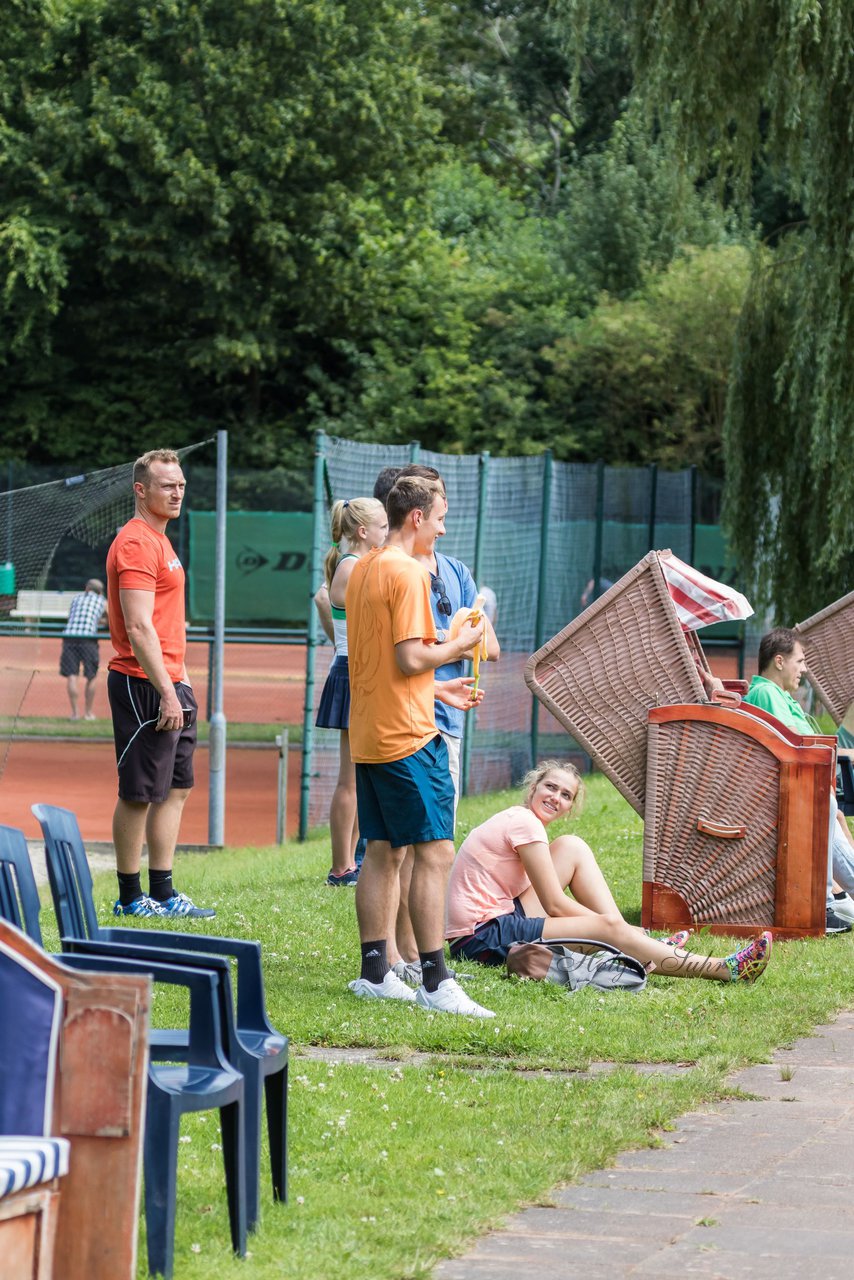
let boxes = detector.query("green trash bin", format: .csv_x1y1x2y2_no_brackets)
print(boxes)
0,562,15,594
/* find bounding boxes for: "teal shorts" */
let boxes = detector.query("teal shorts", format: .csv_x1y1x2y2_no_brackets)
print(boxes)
356,735,454,848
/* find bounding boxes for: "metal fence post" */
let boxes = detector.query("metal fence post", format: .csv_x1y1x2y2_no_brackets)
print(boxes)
689,465,698,566
461,451,489,797
276,728,289,844
592,459,605,600
647,462,658,550
207,429,227,846
299,430,328,840
530,450,553,770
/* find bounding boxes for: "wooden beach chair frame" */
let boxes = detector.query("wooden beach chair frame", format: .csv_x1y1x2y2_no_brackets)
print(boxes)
525,551,832,938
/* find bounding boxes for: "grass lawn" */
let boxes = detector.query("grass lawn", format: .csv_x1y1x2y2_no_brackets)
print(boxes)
41,775,854,1279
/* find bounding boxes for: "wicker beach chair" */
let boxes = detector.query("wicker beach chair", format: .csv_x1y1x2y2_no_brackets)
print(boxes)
525,551,833,938
796,588,854,817
795,588,854,726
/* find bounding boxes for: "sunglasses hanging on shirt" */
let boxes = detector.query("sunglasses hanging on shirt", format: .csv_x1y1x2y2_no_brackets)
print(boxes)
430,575,452,617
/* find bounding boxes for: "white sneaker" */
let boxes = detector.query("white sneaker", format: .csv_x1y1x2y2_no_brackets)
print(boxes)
391,959,423,987
415,977,495,1018
348,971,416,1002
831,892,854,924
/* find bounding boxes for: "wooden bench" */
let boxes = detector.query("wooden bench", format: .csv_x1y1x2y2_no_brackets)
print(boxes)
9,592,78,622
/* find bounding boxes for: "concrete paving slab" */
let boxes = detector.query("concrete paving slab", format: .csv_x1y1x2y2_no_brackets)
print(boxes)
744,1174,854,1206
578,1168,755,1195
433,1010,854,1280
485,1205,696,1240
720,1200,854,1230
551,1185,703,1216
631,1242,850,1279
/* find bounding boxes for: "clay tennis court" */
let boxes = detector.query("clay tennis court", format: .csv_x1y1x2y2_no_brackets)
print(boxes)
1,634,309,844
1,632,741,845
1,634,310,724
0,738,299,845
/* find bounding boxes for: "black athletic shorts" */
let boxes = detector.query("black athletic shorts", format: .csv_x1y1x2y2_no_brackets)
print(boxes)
60,637,99,680
107,670,197,803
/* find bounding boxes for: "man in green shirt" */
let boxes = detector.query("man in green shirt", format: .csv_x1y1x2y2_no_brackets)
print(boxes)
743,627,854,932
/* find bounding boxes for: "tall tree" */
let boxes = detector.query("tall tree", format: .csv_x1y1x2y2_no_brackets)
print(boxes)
557,0,854,617
0,0,440,464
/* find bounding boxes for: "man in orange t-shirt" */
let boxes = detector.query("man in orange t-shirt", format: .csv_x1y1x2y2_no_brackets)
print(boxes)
345,476,494,1017
105,449,213,920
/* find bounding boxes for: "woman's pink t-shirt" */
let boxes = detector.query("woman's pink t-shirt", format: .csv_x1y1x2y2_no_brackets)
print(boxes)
445,806,548,938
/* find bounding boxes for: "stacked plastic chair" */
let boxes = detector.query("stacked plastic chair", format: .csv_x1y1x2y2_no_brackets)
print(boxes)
525,550,834,938
32,804,287,1236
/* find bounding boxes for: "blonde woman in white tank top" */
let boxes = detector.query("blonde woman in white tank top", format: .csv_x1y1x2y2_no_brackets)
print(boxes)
315,498,388,883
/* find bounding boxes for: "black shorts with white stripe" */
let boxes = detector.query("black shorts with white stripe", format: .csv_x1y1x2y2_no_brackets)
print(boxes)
107,670,197,803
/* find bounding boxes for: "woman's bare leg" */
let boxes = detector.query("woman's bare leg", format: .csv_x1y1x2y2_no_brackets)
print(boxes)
514,832,763,980
539,910,732,981
395,848,418,963
518,834,621,917
556,834,621,914
329,730,358,874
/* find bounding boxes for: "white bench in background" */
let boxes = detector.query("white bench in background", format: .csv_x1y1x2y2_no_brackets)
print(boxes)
9,591,77,622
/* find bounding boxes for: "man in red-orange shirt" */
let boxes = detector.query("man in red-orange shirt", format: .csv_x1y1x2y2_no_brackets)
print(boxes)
105,449,214,919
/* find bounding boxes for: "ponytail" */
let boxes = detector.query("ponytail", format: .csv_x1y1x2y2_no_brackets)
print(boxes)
323,497,385,587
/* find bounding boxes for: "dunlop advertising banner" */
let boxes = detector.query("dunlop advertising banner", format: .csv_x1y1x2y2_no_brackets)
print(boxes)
188,511,312,624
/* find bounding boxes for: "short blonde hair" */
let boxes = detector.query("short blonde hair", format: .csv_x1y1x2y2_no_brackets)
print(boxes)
133,449,181,487
521,759,585,814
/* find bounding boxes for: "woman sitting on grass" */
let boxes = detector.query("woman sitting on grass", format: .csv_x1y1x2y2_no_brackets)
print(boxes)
446,760,772,984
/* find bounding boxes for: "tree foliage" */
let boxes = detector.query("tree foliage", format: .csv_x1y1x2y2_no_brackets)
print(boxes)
557,0,854,616
0,0,764,499
544,246,750,470
0,0,440,463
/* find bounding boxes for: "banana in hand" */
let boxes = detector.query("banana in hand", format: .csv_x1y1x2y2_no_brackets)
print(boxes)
448,593,488,698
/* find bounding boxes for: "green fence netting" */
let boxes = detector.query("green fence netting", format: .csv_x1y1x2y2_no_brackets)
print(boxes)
299,435,742,835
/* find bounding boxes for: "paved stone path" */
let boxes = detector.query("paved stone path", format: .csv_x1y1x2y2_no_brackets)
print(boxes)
434,1010,854,1280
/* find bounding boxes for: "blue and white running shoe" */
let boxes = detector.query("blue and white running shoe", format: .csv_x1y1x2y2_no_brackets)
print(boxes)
113,895,168,918
159,892,216,919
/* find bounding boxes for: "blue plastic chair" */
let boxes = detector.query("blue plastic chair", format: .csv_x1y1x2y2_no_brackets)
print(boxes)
32,803,288,1229
0,827,43,941
837,756,854,816
0,824,247,1278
